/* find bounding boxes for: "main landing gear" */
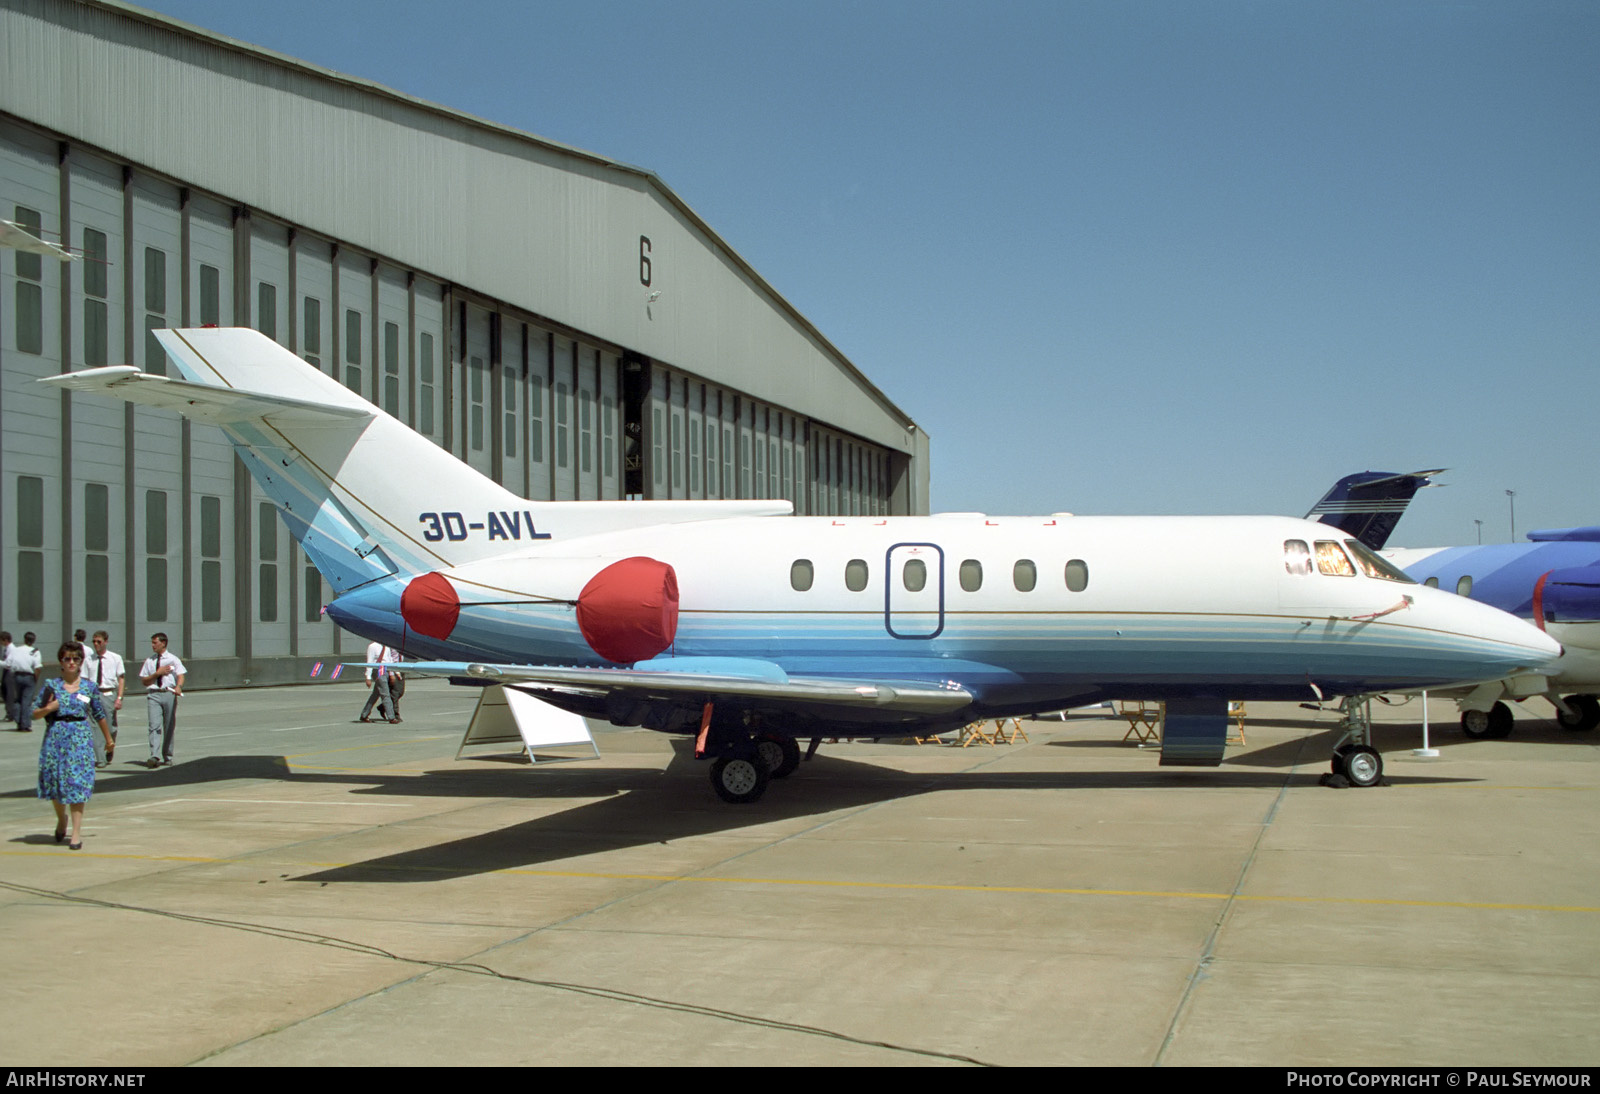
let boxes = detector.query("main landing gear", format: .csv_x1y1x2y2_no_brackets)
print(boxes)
1460,702,1514,739
1553,694,1600,733
702,709,809,804
1325,695,1384,788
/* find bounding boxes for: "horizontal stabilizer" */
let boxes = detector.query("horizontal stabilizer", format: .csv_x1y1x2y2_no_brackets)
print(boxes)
39,365,374,426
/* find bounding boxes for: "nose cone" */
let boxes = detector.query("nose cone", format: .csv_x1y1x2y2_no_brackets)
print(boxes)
1436,590,1563,675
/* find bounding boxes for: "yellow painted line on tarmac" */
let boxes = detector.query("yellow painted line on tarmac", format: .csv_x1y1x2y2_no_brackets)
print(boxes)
5,847,1596,915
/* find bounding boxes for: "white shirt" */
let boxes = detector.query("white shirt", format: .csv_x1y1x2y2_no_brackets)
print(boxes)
140,650,186,692
4,644,41,675
83,648,125,694
365,642,400,681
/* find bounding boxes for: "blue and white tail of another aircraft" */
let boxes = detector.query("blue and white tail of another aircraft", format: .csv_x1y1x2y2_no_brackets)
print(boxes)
43,331,1563,801
1306,469,1446,550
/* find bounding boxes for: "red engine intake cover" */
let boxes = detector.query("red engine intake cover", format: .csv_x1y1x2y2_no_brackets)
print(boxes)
401,571,461,641
576,557,679,664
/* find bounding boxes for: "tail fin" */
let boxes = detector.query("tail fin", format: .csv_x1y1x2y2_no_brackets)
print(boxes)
1306,469,1445,550
41,328,790,593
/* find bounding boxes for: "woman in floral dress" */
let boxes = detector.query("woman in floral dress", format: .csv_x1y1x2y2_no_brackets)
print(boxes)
35,642,113,850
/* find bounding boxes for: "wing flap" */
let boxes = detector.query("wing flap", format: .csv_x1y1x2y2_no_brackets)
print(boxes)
398,659,974,715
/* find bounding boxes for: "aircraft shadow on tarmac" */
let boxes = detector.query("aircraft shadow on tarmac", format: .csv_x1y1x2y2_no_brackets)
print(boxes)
2,738,1480,880
287,739,1480,884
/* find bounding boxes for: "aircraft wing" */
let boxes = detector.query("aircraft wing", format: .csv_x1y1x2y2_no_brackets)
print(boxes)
393,658,975,716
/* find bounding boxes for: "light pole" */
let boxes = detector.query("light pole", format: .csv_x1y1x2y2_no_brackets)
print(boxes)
1474,519,1483,545
1506,490,1517,543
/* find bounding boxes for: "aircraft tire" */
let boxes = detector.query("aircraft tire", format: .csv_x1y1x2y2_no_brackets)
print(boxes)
756,733,801,778
1486,701,1515,739
1341,745,1383,788
1330,745,1351,777
711,756,770,804
1555,694,1600,732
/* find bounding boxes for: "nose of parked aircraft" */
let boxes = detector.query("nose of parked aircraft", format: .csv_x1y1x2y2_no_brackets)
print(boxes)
1441,590,1563,670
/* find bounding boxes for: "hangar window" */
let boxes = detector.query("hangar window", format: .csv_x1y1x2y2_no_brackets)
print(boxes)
145,490,168,622
257,283,278,342
1284,540,1312,575
903,558,928,592
556,383,570,468
82,228,108,366
302,296,321,372
469,356,485,451
419,333,436,436
1013,559,1037,592
1456,575,1473,598
13,206,43,355
1065,559,1090,592
200,495,223,622
581,391,593,474
15,476,44,621
959,559,983,592
845,559,869,592
200,264,220,327
84,484,108,621
790,559,814,592
527,369,543,461
1314,540,1355,577
1345,539,1413,583
386,322,402,419
145,248,168,374
344,308,363,393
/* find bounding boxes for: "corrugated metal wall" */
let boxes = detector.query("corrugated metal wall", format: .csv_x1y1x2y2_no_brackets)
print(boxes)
1,0,921,456
0,2,927,687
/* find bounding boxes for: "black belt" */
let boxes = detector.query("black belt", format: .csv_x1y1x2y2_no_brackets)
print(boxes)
53,715,85,722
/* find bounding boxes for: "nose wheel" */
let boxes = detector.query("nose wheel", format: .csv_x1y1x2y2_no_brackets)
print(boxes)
1325,695,1385,788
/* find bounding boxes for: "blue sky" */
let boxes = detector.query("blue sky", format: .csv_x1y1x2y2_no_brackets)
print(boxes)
133,0,1599,547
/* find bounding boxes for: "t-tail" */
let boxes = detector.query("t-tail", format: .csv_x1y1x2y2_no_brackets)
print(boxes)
39,327,790,598
1306,469,1445,550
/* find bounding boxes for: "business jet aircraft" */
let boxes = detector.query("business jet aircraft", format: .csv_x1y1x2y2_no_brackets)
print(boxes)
43,330,1561,801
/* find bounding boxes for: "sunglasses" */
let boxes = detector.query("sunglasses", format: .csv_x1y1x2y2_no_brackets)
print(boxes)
62,655,82,663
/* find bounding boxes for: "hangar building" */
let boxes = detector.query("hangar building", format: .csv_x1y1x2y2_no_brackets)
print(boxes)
0,0,928,687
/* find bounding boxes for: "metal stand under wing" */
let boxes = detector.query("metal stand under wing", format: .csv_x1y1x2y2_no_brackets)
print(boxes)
456,684,600,764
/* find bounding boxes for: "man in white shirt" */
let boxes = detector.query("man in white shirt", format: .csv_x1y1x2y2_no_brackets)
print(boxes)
139,632,186,768
5,632,43,732
83,630,126,767
359,641,401,724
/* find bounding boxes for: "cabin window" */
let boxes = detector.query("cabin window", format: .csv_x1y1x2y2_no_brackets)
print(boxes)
1456,575,1473,597
1284,540,1312,576
845,559,869,592
1424,576,1439,588
959,559,983,592
790,559,814,592
1314,540,1355,577
1013,559,1037,592
1344,539,1414,583
903,558,927,592
1065,559,1089,592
